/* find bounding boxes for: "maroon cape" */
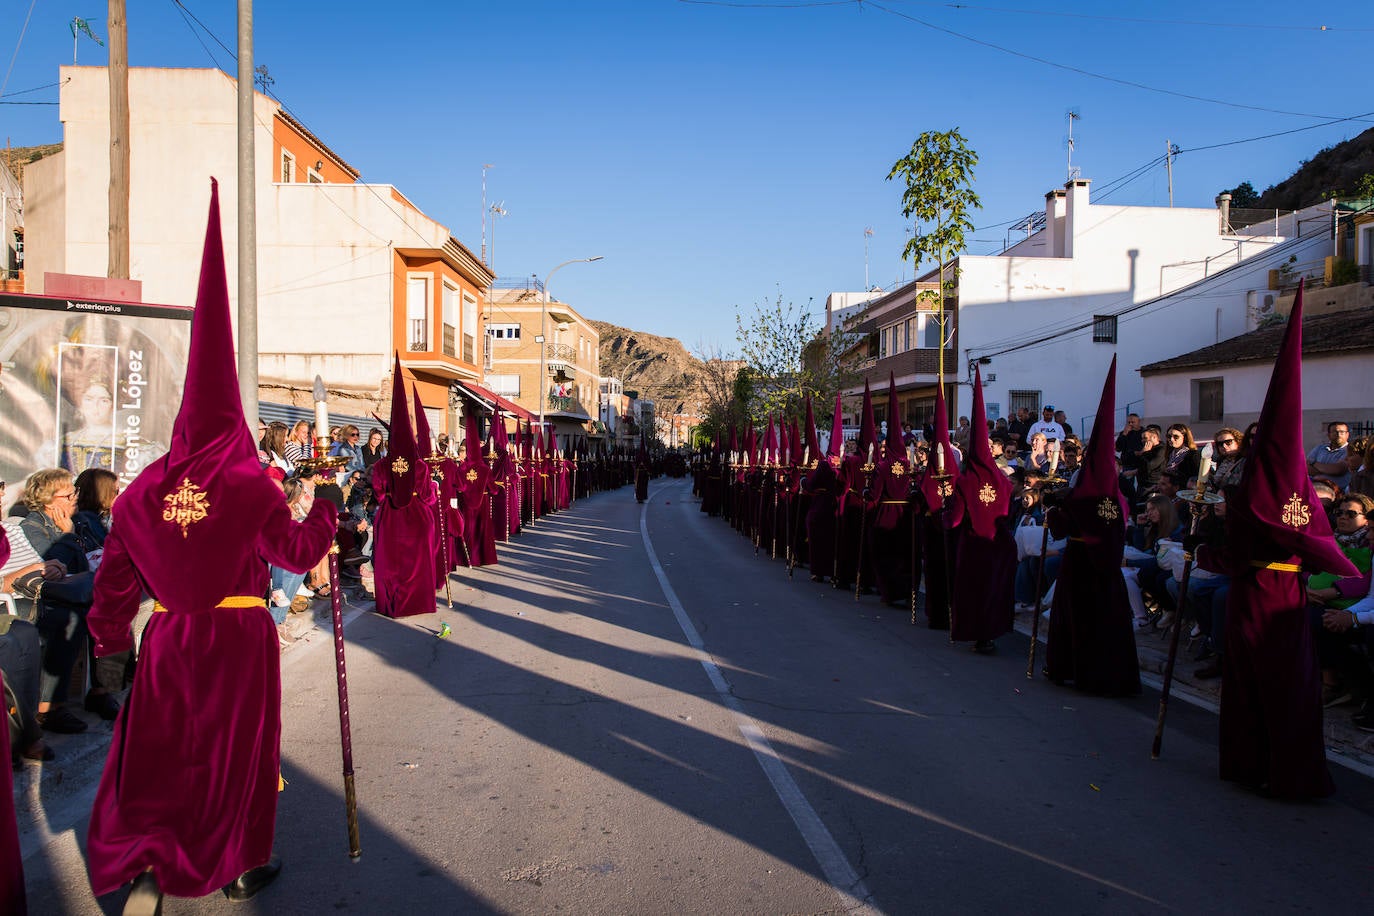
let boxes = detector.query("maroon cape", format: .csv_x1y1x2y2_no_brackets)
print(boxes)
457,458,499,567
372,460,440,618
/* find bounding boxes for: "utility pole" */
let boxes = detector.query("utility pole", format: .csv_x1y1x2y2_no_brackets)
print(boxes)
1166,139,1175,208
107,1,129,279
481,163,493,265
237,1,258,428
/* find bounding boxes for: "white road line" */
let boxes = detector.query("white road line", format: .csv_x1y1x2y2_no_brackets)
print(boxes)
639,483,880,915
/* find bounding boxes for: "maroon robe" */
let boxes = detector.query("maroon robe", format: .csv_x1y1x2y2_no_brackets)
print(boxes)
1045,357,1140,696
372,358,439,618
1204,285,1356,798
87,184,337,897
457,457,499,567
948,366,1016,643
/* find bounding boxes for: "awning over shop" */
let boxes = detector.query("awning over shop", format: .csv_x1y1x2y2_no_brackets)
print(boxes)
450,380,538,424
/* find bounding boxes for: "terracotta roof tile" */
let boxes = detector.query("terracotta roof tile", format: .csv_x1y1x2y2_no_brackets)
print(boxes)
1139,305,1374,375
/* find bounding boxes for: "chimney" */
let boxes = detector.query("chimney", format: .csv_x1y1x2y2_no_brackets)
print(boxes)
1063,179,1091,259
1044,189,1067,257
1216,192,1232,235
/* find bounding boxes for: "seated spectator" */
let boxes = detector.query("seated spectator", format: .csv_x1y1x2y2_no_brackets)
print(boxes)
1007,407,1032,452
17,470,117,727
259,421,293,474
1027,405,1065,443
1162,423,1200,485
1207,426,1245,493
269,477,316,644
1025,432,1051,473
283,420,313,466
1,529,54,763
1125,425,1166,507
1313,478,1341,523
1054,410,1074,438
989,434,1016,475
1130,492,1179,554
360,428,387,468
1347,436,1374,499
1011,486,1063,609
329,424,365,481
1060,436,1082,474
1310,505,1374,726
1307,420,1351,491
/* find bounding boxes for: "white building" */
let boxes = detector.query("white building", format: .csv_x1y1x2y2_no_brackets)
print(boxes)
23,66,491,432
953,179,1302,435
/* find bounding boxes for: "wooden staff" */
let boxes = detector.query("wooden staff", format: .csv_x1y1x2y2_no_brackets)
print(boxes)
1152,492,1218,758
910,483,919,626
1025,521,1052,679
435,484,453,609
327,545,362,859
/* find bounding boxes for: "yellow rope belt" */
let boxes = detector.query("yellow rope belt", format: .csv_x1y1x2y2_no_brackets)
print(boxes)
881,500,908,505
1249,560,1301,573
152,596,266,613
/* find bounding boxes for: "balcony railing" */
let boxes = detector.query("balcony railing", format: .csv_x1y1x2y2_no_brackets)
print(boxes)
442,323,456,357
547,394,591,418
408,318,428,352
546,343,576,360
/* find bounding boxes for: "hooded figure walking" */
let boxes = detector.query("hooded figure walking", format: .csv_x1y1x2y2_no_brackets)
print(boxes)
85,183,337,912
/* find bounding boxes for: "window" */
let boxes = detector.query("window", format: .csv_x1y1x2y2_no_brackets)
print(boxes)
442,284,458,357
904,318,912,351
880,327,889,358
1195,378,1224,422
1092,314,1117,344
307,170,322,184
488,323,521,341
487,374,520,397
920,312,943,349
462,294,478,363
1009,389,1041,417
406,275,430,351
280,150,295,183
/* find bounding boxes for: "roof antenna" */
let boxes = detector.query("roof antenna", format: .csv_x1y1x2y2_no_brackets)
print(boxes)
1065,109,1081,182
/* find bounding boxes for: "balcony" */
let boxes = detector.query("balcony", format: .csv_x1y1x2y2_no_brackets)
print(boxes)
546,342,576,361
408,318,428,352
547,394,591,419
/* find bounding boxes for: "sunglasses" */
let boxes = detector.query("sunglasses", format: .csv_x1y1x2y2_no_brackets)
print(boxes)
1336,509,1365,519
1215,438,1236,446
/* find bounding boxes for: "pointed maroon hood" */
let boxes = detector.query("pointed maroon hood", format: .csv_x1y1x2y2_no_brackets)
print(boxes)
883,372,905,462
951,365,1012,536
412,383,433,457
804,396,819,462
380,354,418,507
826,392,845,463
1233,282,1356,575
1068,355,1127,518
857,380,877,464
919,382,959,508
167,179,256,468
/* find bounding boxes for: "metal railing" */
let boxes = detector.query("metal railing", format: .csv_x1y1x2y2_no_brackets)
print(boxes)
546,342,576,360
407,318,428,352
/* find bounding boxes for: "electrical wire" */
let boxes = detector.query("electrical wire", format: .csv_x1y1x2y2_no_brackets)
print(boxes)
876,1,1374,34
1,0,40,103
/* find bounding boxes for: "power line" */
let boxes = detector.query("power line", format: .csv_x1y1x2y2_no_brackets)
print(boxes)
877,1,1374,34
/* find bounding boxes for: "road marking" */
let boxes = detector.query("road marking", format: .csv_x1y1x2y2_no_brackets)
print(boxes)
639,484,880,914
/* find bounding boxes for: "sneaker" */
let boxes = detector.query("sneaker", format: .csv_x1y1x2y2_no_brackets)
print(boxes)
295,585,316,598
270,588,289,609
1321,684,1354,709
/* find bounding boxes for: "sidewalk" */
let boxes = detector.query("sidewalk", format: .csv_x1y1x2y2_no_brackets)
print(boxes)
1012,607,1374,776
11,580,378,823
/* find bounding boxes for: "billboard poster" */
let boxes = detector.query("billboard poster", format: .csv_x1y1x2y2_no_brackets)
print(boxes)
0,292,191,513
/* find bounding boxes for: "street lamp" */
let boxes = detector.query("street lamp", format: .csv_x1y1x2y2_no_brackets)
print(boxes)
538,256,604,442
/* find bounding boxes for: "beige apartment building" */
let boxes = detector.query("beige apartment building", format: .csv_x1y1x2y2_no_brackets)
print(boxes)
486,281,600,449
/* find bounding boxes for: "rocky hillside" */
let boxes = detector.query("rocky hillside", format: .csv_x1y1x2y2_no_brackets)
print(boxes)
1231,125,1374,211
1,143,63,183
591,320,708,416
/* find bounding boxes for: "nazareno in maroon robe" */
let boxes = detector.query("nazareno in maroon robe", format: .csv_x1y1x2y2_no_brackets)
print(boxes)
948,366,1016,643
372,357,439,619
87,183,336,898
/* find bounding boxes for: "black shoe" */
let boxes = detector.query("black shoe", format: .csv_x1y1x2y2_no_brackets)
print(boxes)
973,640,997,655
1194,661,1222,680
85,691,121,721
124,871,163,916
37,705,88,734
1192,640,1215,663
223,856,282,902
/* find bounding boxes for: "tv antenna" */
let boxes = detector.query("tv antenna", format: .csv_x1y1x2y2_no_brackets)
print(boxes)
864,226,874,290
1065,109,1081,182
489,202,508,273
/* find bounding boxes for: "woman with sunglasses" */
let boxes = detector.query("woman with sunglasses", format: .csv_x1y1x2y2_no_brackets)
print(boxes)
1160,423,1200,487
1206,426,1246,493
1309,495,1374,713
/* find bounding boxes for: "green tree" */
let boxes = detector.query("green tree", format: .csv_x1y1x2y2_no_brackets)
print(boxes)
733,292,862,428
887,128,981,394
1221,181,1260,208
1356,172,1374,200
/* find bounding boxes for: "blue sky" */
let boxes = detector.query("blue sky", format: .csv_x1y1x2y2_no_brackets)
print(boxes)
4,1,1372,350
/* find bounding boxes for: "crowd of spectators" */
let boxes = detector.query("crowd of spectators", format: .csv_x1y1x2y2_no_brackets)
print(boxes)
988,408,1373,734
0,417,405,766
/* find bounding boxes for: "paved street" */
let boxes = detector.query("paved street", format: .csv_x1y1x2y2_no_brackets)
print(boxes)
15,479,1374,914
